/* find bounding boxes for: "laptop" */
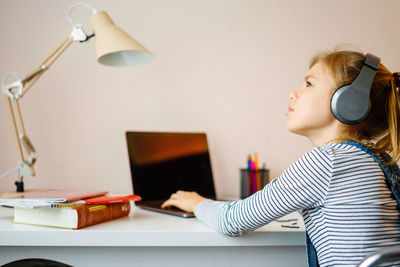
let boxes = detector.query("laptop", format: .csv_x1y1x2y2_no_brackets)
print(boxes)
126,131,217,218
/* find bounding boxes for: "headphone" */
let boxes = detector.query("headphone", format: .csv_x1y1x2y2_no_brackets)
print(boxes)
330,53,381,125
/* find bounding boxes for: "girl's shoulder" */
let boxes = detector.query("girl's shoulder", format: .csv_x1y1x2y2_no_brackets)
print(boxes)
315,142,374,162
290,143,373,174
318,142,362,153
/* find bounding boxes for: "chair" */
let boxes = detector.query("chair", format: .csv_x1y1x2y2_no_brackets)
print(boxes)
358,245,400,267
1,258,72,267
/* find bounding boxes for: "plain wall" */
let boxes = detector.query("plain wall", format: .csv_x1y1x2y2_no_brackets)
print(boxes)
1,0,399,198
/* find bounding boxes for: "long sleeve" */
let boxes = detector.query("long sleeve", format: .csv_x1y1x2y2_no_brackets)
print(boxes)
194,199,226,229
216,146,333,236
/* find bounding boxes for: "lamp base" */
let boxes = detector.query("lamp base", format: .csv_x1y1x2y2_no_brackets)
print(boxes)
15,181,24,192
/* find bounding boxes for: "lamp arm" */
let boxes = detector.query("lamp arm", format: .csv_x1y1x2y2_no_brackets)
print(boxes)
1,25,89,191
5,22,91,99
22,36,73,96
4,96,37,192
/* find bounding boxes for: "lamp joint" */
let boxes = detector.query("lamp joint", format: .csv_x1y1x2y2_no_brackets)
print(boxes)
70,24,89,42
3,80,23,100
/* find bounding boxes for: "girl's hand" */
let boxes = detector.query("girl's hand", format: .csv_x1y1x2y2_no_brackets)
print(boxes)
161,190,206,213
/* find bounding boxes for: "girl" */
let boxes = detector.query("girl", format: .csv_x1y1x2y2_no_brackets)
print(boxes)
161,47,400,266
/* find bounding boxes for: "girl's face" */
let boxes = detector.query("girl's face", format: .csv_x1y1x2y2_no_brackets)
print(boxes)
286,62,339,143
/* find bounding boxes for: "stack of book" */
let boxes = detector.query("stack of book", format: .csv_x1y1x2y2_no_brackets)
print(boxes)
0,190,141,229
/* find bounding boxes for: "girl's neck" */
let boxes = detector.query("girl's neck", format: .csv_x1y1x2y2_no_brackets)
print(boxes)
307,124,348,147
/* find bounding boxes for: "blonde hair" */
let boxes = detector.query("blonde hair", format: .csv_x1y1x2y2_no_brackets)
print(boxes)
310,47,400,165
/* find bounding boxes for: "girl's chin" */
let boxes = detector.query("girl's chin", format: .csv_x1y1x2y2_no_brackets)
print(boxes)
286,122,304,136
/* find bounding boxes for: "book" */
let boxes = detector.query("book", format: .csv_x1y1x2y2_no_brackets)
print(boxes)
13,201,130,229
82,194,141,204
8,189,108,201
0,189,108,208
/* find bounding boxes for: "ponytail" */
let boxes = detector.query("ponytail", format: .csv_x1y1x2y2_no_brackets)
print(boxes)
386,73,400,163
366,71,400,165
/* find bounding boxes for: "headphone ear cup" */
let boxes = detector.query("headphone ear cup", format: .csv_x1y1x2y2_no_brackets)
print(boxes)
330,53,379,125
331,84,350,123
330,84,370,125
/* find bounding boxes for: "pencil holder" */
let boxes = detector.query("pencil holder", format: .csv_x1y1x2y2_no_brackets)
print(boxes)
240,168,269,199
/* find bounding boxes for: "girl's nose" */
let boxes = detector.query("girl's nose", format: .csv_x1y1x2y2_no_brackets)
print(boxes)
289,91,297,101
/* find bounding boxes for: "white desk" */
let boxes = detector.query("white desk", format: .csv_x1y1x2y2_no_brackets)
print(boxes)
0,205,307,267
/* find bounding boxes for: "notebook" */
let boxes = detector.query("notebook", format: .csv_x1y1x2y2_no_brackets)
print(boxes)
126,131,217,218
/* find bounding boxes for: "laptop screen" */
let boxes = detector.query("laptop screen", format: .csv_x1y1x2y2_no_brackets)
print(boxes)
126,132,216,201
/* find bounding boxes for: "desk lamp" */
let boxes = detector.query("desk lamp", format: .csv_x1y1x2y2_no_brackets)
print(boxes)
1,3,153,192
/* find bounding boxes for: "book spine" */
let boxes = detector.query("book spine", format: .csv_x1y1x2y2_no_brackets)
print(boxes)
74,201,130,229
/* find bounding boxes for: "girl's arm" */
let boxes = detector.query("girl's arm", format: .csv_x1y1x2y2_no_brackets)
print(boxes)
195,146,333,236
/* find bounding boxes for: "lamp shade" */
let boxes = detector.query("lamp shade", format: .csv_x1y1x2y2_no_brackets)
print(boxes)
90,11,153,66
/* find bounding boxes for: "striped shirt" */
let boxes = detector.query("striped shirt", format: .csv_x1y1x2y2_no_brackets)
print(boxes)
194,143,400,266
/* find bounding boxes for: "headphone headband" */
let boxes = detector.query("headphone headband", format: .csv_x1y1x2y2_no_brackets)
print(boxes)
364,53,380,71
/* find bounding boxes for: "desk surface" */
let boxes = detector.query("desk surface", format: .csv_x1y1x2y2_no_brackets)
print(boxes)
0,205,305,247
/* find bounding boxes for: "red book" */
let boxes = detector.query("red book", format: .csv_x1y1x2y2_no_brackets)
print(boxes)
13,201,130,229
83,194,141,204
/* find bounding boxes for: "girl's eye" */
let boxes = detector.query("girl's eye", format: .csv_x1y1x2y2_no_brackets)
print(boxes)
305,81,312,87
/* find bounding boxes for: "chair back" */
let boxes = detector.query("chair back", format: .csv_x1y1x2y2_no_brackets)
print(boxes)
358,245,400,267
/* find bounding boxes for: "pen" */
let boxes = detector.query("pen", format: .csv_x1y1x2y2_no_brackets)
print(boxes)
254,153,261,191
250,159,257,194
60,195,142,206
247,154,252,195
281,225,300,229
276,219,298,223
247,154,252,171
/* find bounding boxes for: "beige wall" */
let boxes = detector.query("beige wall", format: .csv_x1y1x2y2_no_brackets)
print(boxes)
1,0,399,198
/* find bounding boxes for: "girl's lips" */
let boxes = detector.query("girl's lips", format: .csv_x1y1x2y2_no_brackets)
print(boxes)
288,106,294,112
